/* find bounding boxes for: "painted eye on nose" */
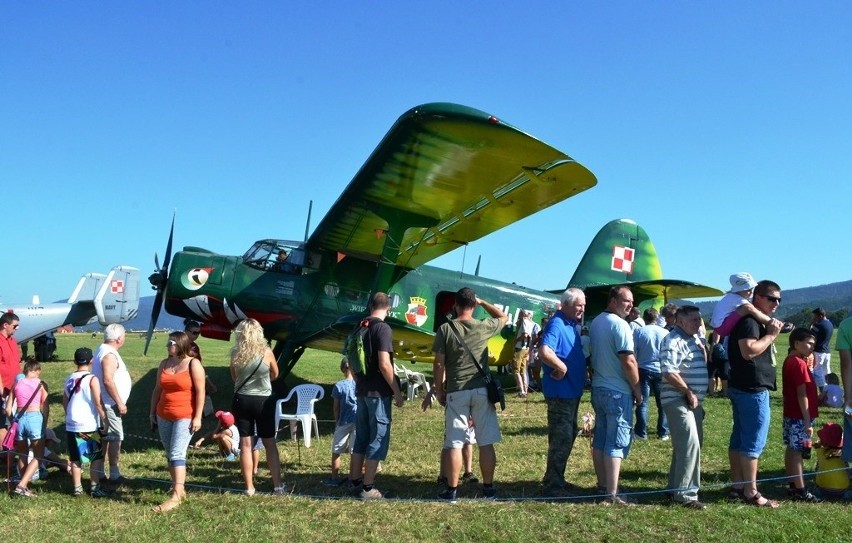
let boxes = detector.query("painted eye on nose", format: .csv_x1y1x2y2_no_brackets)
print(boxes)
182,268,210,291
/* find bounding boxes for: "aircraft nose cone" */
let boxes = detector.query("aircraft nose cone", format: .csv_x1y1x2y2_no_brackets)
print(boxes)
149,271,167,291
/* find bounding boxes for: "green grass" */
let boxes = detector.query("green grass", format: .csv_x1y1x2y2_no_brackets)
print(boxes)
3,333,850,543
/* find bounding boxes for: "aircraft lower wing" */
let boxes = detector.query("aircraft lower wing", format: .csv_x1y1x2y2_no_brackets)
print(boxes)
582,280,723,314
307,103,597,269
302,315,438,364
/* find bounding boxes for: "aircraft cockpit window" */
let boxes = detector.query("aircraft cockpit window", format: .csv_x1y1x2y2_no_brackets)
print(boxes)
242,240,305,274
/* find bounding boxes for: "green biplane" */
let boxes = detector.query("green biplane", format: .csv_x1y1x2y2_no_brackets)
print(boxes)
146,103,721,377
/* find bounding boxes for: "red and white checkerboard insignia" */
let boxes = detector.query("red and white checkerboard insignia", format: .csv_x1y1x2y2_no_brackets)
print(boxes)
110,280,124,294
611,245,635,274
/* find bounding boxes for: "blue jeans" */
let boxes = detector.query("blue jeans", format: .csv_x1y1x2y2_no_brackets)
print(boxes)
157,417,193,467
591,387,634,459
728,388,770,458
352,396,392,461
634,369,668,438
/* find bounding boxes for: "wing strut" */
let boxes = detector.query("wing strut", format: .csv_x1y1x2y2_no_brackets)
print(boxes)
370,205,438,294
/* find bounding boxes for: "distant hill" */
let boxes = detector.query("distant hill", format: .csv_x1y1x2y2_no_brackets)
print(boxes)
693,279,852,320
79,296,185,333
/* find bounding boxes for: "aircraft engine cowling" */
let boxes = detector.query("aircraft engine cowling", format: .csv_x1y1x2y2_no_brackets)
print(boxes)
200,323,232,342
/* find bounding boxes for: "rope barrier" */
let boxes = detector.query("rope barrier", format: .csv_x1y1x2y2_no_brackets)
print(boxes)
4,444,850,503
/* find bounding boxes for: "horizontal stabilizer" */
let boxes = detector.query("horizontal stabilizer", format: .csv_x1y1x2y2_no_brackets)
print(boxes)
68,273,107,304
95,266,141,325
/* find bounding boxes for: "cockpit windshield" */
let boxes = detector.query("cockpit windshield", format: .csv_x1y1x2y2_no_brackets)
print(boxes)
242,240,306,274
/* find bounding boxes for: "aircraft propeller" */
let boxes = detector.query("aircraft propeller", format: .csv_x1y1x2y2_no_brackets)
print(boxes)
145,213,175,355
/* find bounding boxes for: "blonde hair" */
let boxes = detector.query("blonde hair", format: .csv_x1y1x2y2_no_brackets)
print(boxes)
230,319,268,368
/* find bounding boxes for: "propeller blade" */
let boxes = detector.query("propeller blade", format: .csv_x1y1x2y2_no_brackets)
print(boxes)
145,212,175,356
144,290,164,355
162,212,175,274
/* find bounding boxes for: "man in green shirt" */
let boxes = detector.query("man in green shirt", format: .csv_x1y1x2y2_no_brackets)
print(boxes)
432,287,507,502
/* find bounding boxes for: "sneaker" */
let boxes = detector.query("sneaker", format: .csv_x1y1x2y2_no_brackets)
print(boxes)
461,472,479,484
632,433,648,441
482,485,496,500
106,475,130,485
681,500,707,510
273,484,289,496
438,488,458,504
13,486,36,498
660,435,671,441
91,485,113,498
788,488,822,503
224,453,237,462
72,485,84,497
347,479,364,496
358,487,385,500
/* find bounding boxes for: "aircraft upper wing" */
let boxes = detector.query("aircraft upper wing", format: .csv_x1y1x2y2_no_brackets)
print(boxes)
307,103,597,269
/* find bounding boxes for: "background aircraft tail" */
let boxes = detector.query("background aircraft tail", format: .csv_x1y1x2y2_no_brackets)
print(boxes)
568,218,663,288
94,266,141,325
561,218,721,314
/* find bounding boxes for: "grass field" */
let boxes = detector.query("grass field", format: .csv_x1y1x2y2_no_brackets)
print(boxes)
2,332,850,543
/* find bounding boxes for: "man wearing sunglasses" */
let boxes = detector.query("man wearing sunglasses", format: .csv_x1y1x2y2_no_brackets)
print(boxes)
0,312,22,448
726,279,783,508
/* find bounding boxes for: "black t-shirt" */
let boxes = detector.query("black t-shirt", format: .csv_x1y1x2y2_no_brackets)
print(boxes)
354,317,395,398
811,319,834,353
728,316,777,392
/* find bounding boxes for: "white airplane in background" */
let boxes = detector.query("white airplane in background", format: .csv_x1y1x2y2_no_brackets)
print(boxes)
2,266,141,344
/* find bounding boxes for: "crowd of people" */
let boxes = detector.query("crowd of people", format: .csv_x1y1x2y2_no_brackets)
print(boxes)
1,276,852,509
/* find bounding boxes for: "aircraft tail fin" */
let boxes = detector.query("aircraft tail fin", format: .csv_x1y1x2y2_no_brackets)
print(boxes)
567,218,663,289
94,266,141,325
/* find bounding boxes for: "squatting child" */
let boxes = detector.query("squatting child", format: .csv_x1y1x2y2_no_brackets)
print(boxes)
193,410,240,461
814,422,849,500
820,373,845,408
781,328,821,502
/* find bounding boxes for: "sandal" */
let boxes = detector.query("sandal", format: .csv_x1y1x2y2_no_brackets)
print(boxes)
152,496,182,513
14,486,36,498
742,491,779,508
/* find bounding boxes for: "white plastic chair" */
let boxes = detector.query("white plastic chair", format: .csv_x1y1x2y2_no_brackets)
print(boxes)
274,384,325,448
395,363,429,401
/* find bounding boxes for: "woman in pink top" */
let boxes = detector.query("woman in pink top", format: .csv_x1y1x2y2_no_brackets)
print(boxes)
149,332,205,512
4,360,48,497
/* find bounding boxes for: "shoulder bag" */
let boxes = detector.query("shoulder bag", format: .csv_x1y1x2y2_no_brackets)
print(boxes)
2,382,43,450
446,321,506,411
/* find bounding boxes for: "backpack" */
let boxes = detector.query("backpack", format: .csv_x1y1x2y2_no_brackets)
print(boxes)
343,319,372,377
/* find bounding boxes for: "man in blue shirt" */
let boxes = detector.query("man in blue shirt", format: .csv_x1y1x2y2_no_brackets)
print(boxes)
538,288,586,496
633,308,670,440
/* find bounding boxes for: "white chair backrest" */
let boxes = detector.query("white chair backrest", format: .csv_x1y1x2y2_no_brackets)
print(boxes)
293,384,324,415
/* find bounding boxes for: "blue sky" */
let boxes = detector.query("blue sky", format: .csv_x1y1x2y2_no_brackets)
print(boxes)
2,3,850,306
